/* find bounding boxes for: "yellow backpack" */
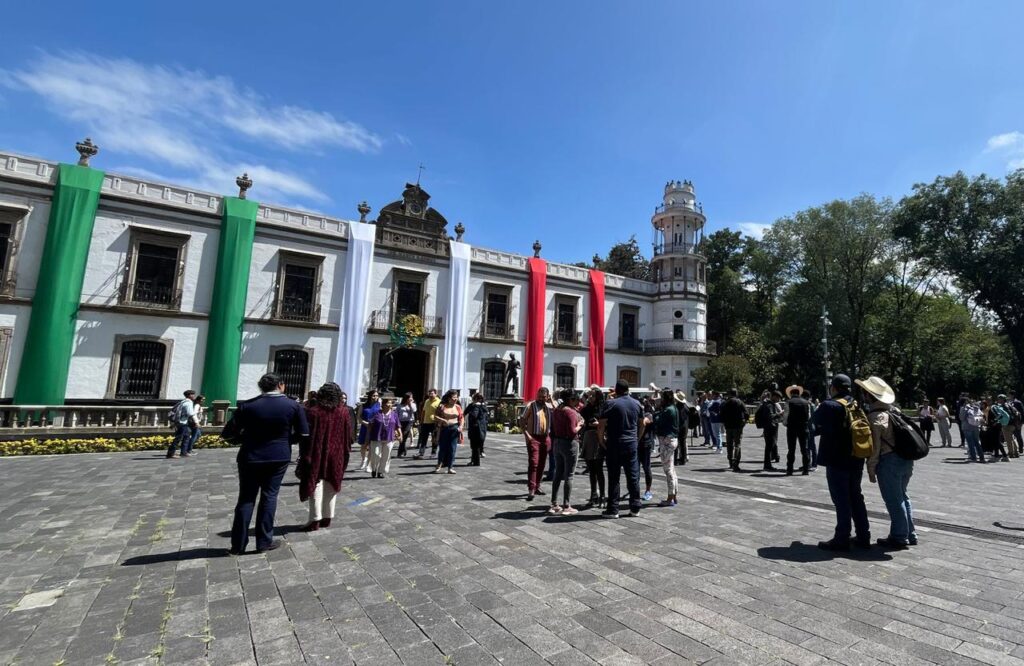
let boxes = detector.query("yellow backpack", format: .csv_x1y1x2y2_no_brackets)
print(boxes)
837,398,873,459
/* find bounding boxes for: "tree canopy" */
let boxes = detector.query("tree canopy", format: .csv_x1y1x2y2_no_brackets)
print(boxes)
581,174,1019,402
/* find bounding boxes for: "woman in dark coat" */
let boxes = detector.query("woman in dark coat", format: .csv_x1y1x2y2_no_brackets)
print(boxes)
580,388,606,508
298,383,353,531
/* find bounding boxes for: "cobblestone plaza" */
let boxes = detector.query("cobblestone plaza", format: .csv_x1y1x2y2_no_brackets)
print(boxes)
2,430,1023,665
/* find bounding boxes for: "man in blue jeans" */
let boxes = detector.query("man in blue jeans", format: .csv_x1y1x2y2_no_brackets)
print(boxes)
599,380,644,518
166,390,197,458
707,391,723,452
223,373,309,555
814,374,871,551
960,397,985,463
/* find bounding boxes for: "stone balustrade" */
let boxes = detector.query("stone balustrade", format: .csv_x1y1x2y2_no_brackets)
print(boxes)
0,403,235,439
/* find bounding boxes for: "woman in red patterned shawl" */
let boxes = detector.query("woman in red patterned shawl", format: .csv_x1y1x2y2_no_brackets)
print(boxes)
297,382,352,531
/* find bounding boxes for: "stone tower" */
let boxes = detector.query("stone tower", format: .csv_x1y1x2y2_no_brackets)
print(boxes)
648,180,710,392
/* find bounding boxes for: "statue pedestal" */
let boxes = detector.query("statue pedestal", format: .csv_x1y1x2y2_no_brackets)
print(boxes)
494,395,524,430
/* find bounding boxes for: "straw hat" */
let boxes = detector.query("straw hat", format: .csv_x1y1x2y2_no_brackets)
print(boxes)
674,390,688,404
854,376,896,405
785,384,804,398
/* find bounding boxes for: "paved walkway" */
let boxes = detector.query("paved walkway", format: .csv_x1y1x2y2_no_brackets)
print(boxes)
2,428,1024,665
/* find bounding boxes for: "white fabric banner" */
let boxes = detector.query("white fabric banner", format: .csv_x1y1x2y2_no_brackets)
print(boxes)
441,240,472,394
334,222,376,398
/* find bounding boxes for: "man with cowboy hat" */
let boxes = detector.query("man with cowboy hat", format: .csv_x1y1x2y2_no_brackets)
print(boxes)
783,384,812,475
856,375,917,550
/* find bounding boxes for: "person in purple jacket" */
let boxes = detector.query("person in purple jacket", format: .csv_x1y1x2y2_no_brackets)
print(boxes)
369,398,401,478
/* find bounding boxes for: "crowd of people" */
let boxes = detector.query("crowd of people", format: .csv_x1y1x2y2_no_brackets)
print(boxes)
207,371,1021,556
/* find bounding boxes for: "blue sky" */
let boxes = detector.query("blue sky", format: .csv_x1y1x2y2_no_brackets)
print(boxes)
2,1,1023,263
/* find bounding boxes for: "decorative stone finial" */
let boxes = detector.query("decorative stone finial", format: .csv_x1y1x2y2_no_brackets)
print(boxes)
592,253,601,268
236,173,253,199
532,240,542,258
454,222,465,241
357,201,371,223
75,137,99,166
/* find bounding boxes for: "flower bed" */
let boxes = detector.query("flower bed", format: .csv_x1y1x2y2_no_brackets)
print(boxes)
0,434,231,456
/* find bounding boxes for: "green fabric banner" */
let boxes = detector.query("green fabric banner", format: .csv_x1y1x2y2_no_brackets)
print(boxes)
200,197,258,404
14,163,105,405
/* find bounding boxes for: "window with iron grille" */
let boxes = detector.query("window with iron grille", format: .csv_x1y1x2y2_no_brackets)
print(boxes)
555,296,577,345
484,286,511,338
395,279,422,317
274,252,323,322
0,205,28,297
115,340,167,399
617,367,640,387
133,242,179,305
482,360,505,400
273,348,310,399
620,308,639,349
0,222,12,281
555,364,575,391
121,230,187,309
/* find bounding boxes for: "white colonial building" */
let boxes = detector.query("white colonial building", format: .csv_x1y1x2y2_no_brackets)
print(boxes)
0,143,712,408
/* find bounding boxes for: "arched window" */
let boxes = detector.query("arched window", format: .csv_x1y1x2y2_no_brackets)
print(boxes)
115,340,167,399
272,348,310,399
617,366,641,387
555,364,575,391
481,360,505,400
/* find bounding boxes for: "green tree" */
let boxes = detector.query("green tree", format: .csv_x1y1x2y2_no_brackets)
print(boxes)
704,229,754,350
692,354,754,395
773,195,898,378
726,326,780,392
893,170,1024,388
592,236,652,281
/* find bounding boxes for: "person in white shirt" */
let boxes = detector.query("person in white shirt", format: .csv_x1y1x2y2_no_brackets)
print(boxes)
396,392,417,458
166,390,197,459
935,398,952,448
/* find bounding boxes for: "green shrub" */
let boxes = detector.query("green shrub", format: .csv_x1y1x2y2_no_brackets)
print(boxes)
0,434,231,457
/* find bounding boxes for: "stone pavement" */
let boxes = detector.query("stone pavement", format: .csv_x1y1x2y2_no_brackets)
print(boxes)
2,428,1024,666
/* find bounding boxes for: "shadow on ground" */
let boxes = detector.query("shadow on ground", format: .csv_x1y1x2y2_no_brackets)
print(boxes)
122,547,228,565
758,541,893,563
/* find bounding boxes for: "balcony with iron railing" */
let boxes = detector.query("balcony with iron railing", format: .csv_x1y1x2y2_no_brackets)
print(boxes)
119,278,183,309
652,242,704,258
552,330,583,347
618,337,643,352
481,321,516,340
275,296,322,323
654,200,704,215
368,309,445,336
641,338,716,355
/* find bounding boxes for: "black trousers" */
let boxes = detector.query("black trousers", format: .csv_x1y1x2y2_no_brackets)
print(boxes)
762,426,779,468
232,461,289,552
606,442,641,513
416,423,435,456
469,431,485,465
825,463,870,545
397,421,413,456
786,426,809,472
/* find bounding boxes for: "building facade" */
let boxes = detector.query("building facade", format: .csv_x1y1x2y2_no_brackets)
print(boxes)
0,145,713,405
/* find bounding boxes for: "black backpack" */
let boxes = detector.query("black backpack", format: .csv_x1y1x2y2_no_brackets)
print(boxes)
889,409,929,461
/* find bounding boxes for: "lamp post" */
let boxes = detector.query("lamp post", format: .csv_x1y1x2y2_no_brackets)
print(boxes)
821,306,832,395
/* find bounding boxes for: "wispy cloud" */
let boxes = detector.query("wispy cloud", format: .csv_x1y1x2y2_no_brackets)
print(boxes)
736,222,771,240
1,52,384,203
984,131,1024,171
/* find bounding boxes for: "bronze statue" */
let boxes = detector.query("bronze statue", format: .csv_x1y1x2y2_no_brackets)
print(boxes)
503,353,521,396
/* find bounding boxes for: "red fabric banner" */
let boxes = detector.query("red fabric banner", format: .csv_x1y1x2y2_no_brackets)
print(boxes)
524,257,547,399
587,269,606,387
